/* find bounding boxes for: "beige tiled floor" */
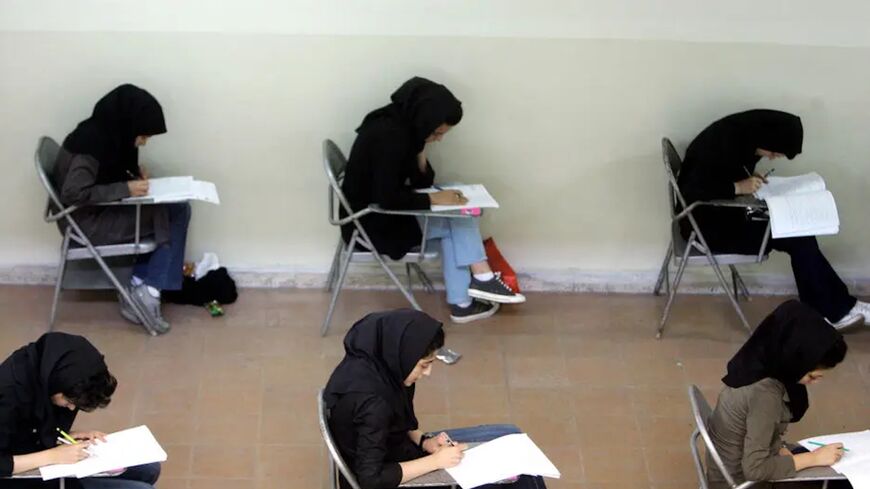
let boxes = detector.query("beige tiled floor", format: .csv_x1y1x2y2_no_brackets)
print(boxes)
1,285,869,489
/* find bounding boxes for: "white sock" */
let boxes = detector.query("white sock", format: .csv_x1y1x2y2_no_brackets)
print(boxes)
456,300,472,308
146,286,161,299
473,272,495,282
131,275,144,287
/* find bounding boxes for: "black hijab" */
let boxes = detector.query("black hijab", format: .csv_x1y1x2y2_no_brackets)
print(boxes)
722,300,842,422
8,333,110,448
323,309,443,433
63,84,166,184
358,77,463,153
728,109,804,160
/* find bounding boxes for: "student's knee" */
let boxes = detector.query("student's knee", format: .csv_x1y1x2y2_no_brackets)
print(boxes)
123,462,161,485
170,202,192,224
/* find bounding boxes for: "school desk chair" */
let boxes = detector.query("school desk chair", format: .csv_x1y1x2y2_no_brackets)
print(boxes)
688,384,843,489
35,136,162,336
317,388,462,489
653,137,771,338
320,139,464,363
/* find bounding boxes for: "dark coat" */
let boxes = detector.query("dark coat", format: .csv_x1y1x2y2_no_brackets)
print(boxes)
340,77,462,260
677,109,803,252
0,333,110,488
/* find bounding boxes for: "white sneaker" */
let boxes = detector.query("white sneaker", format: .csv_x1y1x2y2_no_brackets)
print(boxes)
827,312,864,331
847,300,870,325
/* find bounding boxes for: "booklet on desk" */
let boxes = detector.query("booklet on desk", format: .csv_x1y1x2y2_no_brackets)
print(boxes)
124,176,220,205
799,430,870,489
39,425,167,480
754,172,839,239
445,433,560,489
416,184,499,212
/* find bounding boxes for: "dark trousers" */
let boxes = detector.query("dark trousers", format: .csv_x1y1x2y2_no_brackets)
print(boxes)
687,209,856,322
133,203,191,291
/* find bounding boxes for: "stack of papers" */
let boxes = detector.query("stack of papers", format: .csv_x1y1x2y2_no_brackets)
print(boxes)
446,433,560,489
40,425,167,480
124,176,220,205
800,430,870,489
754,172,839,238
416,184,499,212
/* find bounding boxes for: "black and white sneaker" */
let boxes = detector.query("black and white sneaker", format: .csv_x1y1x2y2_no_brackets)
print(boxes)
450,300,500,324
468,273,526,304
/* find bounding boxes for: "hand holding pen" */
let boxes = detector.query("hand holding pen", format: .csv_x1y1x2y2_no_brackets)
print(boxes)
52,428,93,464
126,169,149,197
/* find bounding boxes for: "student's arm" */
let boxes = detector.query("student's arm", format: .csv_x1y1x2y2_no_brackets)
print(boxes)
680,141,740,203
370,134,432,211
409,151,435,189
59,155,131,206
741,392,797,481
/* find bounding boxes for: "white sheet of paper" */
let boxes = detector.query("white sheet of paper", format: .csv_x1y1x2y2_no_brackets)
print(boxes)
446,434,560,489
39,425,168,480
123,176,220,205
799,430,870,489
765,190,839,238
755,172,826,200
416,184,499,212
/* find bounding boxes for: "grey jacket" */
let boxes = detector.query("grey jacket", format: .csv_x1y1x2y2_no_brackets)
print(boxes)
52,149,169,246
707,378,798,488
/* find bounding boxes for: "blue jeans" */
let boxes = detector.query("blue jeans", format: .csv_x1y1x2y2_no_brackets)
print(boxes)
133,203,191,291
420,216,486,305
79,462,161,489
434,424,548,489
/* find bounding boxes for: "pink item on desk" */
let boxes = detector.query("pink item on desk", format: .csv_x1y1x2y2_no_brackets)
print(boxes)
461,208,482,216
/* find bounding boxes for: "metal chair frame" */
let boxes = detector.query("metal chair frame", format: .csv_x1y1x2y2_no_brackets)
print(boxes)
35,136,161,336
654,137,772,338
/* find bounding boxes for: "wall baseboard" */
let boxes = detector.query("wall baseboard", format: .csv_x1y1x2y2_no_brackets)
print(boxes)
5,262,870,297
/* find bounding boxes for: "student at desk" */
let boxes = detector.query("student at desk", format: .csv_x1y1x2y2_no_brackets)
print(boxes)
678,109,870,330
707,301,850,489
0,332,161,488
341,77,525,324
56,84,191,333
324,310,546,489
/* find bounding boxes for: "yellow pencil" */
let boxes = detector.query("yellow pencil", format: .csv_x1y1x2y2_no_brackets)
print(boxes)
56,428,78,445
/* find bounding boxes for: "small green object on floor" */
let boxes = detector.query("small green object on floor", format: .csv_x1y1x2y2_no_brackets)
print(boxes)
205,300,224,317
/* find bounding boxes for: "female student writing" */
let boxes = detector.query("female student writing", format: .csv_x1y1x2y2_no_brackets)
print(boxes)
324,309,546,489
707,300,849,488
341,77,525,324
0,332,161,488
678,109,870,330
57,84,191,333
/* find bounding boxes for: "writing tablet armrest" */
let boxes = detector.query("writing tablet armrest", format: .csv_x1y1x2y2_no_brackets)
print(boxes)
368,204,471,219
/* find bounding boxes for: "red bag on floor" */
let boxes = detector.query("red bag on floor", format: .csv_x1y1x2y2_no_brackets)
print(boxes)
483,237,520,293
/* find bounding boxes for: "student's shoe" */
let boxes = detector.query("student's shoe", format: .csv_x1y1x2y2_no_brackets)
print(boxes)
129,285,171,334
118,293,142,325
826,312,864,332
450,300,500,324
468,273,526,304
846,300,870,325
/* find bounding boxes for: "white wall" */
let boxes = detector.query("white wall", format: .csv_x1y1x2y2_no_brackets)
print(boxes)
2,2,870,288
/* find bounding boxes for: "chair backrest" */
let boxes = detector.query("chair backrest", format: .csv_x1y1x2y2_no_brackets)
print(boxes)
323,139,358,226
662,137,691,217
688,385,738,489
318,388,363,489
35,136,66,217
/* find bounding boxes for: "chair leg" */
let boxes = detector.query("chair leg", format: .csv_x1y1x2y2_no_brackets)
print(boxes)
654,241,673,296
657,238,692,339
409,263,436,294
705,251,751,333
405,262,414,292
322,238,355,337
326,239,343,292
50,231,72,330
730,265,751,301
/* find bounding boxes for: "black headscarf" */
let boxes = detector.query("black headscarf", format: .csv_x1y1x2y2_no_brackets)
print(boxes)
722,300,843,422
358,77,462,153
8,333,110,448
323,309,443,433
729,109,804,160
63,84,166,184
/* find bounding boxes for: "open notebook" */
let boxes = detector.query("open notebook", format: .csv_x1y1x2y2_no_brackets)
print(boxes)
800,430,870,489
39,425,167,480
416,184,499,212
124,176,220,205
754,172,839,239
446,433,560,489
